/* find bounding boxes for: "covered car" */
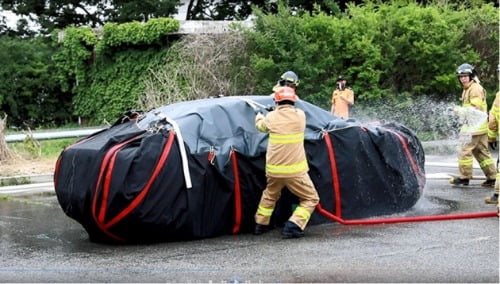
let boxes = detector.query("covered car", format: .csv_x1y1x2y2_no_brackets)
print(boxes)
54,96,426,243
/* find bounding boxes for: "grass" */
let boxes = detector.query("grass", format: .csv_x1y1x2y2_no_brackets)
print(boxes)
8,137,79,159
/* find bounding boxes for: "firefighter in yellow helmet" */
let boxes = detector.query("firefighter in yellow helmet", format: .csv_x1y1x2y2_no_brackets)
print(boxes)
486,66,500,204
254,85,319,238
272,71,300,92
450,63,496,187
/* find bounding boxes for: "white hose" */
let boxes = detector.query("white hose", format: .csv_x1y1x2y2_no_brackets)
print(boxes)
237,97,268,111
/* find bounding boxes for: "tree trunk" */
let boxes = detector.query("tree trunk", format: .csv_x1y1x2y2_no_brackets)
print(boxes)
0,114,13,162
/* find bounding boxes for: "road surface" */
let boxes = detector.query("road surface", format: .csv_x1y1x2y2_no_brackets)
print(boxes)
0,154,498,282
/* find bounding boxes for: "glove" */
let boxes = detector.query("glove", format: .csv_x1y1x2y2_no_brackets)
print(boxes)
265,105,275,112
489,139,497,150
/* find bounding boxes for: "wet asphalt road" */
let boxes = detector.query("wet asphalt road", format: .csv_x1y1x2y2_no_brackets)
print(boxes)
0,154,498,283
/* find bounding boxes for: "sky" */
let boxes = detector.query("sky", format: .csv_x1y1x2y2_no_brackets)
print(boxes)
2,9,20,28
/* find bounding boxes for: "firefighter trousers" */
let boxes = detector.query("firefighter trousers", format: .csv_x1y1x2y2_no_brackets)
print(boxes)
458,134,496,179
255,173,319,231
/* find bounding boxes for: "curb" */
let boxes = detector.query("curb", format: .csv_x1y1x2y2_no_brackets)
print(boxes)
0,174,53,187
421,140,457,155
0,182,54,195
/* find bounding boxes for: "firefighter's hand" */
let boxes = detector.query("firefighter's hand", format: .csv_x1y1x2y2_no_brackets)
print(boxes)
255,112,264,120
265,105,275,112
489,139,497,150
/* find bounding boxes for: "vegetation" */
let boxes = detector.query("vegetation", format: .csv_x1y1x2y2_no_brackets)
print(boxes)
0,36,73,127
140,32,256,109
0,0,498,142
52,18,179,122
0,0,359,36
8,137,78,160
244,1,498,109
0,0,180,35
0,114,12,161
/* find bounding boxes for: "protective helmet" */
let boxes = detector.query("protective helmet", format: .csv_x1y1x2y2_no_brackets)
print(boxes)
278,71,300,87
456,63,475,77
274,86,299,103
336,75,346,82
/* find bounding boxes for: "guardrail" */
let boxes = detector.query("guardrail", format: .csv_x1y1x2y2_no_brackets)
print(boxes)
5,128,104,143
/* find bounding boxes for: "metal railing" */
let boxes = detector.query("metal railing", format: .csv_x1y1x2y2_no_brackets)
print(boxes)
5,128,104,143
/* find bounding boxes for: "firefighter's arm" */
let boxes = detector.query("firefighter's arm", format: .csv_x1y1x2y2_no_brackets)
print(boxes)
488,96,499,149
469,87,485,110
342,90,354,105
255,113,269,133
488,117,498,150
488,111,498,137
488,98,499,141
331,91,337,106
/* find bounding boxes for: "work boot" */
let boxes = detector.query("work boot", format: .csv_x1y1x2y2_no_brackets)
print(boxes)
484,194,499,204
281,221,304,239
450,177,469,186
254,224,272,235
481,179,496,187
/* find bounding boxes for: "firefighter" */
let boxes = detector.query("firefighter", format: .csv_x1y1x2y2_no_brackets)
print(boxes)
253,86,319,238
272,71,300,92
450,63,496,187
331,75,354,119
486,66,500,204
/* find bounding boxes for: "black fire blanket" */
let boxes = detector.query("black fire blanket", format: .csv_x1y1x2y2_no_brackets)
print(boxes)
54,96,426,243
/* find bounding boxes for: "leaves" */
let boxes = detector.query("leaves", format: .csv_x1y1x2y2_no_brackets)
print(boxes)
0,36,73,127
244,1,498,108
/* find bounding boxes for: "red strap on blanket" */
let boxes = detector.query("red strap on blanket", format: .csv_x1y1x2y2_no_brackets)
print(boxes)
230,150,242,234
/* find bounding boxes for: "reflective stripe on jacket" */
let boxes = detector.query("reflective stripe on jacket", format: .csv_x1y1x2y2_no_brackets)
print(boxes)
488,92,500,139
461,81,488,135
255,104,309,177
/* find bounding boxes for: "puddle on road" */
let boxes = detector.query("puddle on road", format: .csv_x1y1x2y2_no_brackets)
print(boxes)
409,195,460,216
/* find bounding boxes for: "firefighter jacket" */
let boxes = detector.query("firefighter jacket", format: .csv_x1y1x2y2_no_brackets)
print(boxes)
331,88,354,119
255,104,309,178
461,80,488,135
488,91,500,139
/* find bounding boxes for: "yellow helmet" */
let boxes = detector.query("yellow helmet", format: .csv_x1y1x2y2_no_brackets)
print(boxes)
278,71,300,88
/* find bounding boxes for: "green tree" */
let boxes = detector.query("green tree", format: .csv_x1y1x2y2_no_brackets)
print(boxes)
0,36,73,127
185,0,344,20
0,0,180,34
243,0,498,109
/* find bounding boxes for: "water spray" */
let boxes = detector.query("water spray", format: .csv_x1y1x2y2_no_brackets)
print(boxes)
446,105,488,149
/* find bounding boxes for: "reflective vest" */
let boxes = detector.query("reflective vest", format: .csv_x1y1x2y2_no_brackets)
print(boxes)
461,81,488,135
255,104,309,177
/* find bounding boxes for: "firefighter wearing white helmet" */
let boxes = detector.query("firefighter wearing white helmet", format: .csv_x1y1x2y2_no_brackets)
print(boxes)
450,63,496,187
254,86,319,238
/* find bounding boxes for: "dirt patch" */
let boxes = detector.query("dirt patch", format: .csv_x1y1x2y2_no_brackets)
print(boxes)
0,157,56,177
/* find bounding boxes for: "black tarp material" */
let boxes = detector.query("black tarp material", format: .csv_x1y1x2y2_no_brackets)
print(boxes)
54,96,426,243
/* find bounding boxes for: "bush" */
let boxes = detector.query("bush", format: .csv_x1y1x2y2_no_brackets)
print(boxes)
53,18,179,123
243,1,498,110
0,36,74,127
